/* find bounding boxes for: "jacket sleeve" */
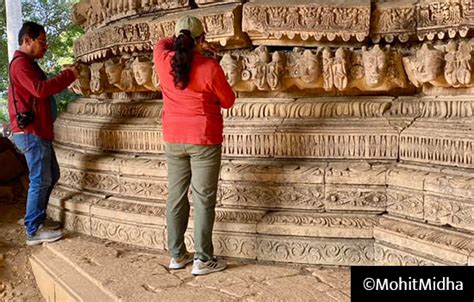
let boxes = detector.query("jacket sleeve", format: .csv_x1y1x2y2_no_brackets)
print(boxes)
12,58,76,100
153,37,175,63
211,64,236,109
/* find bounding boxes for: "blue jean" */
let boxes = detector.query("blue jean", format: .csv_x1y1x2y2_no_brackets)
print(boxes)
13,133,60,236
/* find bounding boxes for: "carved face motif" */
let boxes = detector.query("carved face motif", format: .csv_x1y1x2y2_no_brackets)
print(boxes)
104,60,123,85
414,45,444,83
131,60,152,86
299,50,320,83
220,54,241,86
362,46,387,87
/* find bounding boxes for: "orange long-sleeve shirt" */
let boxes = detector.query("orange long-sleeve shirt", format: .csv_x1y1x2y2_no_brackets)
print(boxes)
153,37,235,145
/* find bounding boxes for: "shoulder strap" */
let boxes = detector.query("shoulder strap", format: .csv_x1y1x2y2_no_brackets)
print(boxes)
8,56,22,115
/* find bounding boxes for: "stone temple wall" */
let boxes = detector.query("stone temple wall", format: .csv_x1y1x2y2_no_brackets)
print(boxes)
49,0,474,266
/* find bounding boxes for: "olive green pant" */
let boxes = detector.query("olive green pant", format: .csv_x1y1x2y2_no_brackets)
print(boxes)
165,143,221,261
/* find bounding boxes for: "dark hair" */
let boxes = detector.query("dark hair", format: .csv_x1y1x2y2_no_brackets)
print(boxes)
18,21,45,45
171,30,195,89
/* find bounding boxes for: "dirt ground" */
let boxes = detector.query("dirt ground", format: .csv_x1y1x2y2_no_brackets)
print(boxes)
0,201,44,302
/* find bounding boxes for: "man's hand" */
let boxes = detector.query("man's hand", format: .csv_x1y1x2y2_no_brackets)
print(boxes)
201,41,219,59
63,63,80,78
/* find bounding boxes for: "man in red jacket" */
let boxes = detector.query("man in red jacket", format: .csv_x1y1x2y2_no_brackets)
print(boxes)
8,21,78,245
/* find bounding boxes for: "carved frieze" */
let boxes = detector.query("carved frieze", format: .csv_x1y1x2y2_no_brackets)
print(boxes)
72,0,190,31
386,187,424,220
376,216,474,258
242,0,371,45
373,243,445,265
258,212,377,238
219,183,325,210
416,0,471,40
184,231,257,259
403,41,474,89
400,120,473,168
325,185,386,212
66,99,162,119
424,195,474,231
221,45,410,93
371,1,417,43
195,0,245,7
91,217,165,249
257,236,373,265
74,3,248,62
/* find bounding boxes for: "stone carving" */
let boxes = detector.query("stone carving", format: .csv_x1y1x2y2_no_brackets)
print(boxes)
444,40,472,86
403,43,447,87
243,1,371,45
131,56,160,91
371,3,417,43
72,0,190,31
67,99,162,118
386,188,424,219
69,64,92,96
417,0,468,40
74,3,247,61
373,244,443,266
221,46,409,93
257,237,373,265
325,185,386,211
195,0,245,7
90,62,107,94
185,232,257,259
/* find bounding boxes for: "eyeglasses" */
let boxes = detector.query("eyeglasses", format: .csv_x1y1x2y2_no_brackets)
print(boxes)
35,39,48,46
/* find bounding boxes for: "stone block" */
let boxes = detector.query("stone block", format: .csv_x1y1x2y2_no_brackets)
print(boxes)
242,0,371,46
373,243,446,266
325,184,386,212
257,211,376,238
374,216,473,265
386,187,424,220
257,235,373,265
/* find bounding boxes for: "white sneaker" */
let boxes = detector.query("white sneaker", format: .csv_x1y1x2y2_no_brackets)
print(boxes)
191,258,227,275
169,252,194,269
26,225,63,246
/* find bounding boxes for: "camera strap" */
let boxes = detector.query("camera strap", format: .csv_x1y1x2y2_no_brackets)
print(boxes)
8,56,35,116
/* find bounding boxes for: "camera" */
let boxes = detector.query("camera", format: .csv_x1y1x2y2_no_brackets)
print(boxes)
16,111,34,129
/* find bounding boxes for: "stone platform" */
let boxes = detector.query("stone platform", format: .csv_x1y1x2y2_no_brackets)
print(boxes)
30,235,350,302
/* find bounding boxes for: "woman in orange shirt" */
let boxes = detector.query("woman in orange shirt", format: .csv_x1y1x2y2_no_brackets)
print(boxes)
153,15,235,275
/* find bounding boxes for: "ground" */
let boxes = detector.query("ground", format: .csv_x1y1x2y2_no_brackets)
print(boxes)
0,201,43,301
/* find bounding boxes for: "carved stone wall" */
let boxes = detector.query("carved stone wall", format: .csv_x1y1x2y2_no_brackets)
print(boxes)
52,0,474,266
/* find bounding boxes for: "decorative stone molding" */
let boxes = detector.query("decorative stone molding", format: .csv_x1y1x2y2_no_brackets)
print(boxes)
92,217,165,249
74,3,248,62
386,187,424,220
375,216,473,264
416,0,472,41
400,120,473,168
195,0,245,7
184,231,257,259
220,45,410,93
242,0,371,45
325,185,386,212
403,41,474,89
373,243,445,265
257,236,373,265
371,1,417,43
219,183,325,210
72,0,190,31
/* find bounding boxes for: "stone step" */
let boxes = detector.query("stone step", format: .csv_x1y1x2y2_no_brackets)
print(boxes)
30,237,350,302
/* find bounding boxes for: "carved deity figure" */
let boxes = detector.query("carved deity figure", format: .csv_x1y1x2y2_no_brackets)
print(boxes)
131,57,157,91
443,40,472,86
332,48,348,90
456,41,472,86
322,48,334,91
220,53,242,87
151,67,160,90
90,62,105,94
105,58,124,86
297,49,320,84
266,51,285,90
243,46,270,90
70,64,91,96
403,43,445,87
444,41,458,86
362,45,388,87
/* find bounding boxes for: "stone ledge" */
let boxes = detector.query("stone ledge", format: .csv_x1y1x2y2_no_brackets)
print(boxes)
374,215,474,265
30,246,117,301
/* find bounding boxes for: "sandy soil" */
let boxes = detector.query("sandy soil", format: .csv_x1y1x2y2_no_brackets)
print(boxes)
0,201,44,302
